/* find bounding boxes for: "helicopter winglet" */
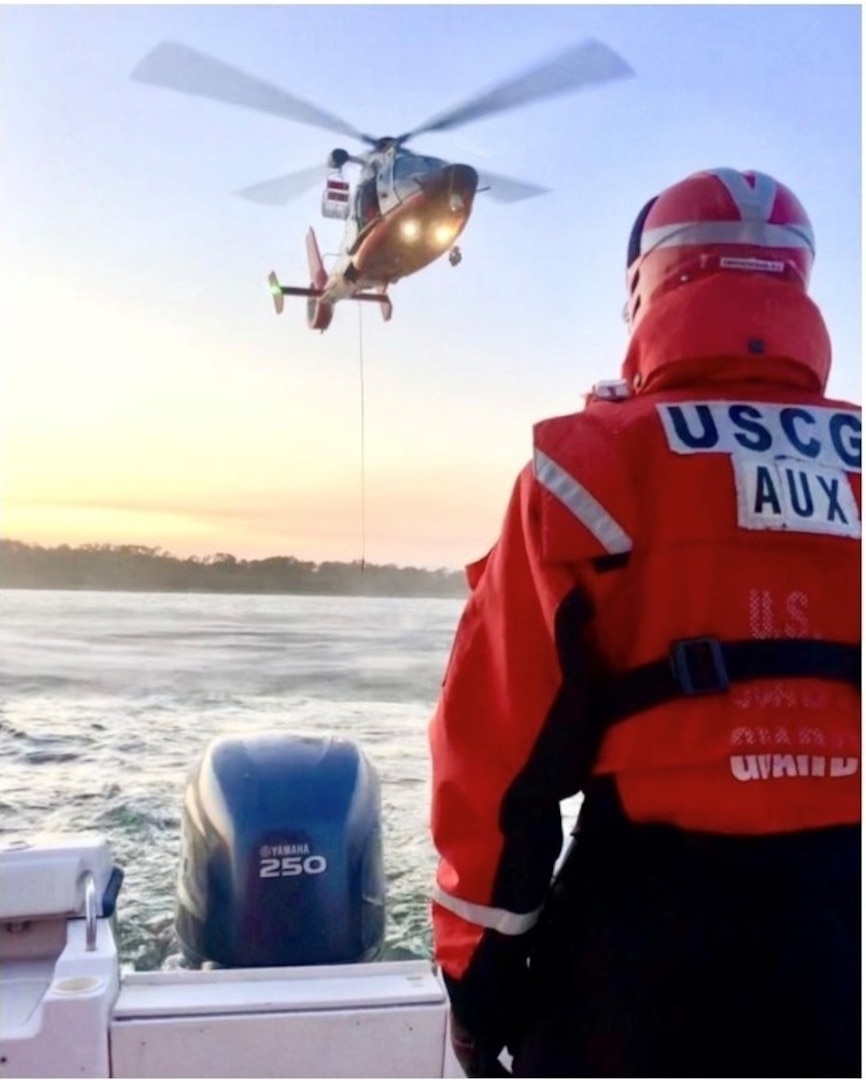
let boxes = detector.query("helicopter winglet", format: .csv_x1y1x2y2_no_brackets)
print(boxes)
267,271,286,314
376,293,392,322
350,292,393,321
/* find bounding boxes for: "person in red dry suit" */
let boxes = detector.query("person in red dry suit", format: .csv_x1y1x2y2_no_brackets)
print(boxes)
429,167,861,1078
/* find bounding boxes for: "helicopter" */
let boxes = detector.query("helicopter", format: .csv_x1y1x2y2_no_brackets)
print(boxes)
131,39,633,332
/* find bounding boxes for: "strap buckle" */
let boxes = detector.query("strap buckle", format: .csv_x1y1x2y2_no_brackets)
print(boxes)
670,637,730,696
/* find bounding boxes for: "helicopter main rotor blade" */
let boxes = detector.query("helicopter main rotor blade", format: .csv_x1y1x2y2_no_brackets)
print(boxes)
476,170,551,203
399,38,633,142
132,41,374,143
235,164,328,205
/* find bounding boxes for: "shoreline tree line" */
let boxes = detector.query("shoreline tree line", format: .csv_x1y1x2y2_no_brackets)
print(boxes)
0,541,468,598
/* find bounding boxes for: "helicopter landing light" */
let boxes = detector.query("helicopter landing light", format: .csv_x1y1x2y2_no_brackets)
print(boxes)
433,223,457,246
400,219,421,241
448,193,465,212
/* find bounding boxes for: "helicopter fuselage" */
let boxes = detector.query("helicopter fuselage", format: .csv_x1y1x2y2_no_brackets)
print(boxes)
131,37,634,331
338,150,478,287
133,37,633,330
281,149,479,329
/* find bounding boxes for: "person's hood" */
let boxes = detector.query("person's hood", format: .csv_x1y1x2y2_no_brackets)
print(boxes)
621,274,832,395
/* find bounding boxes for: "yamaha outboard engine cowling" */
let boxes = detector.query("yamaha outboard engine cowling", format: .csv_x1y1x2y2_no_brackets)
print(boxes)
176,732,385,967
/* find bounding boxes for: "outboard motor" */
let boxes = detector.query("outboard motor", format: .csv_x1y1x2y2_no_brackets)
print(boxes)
176,732,385,968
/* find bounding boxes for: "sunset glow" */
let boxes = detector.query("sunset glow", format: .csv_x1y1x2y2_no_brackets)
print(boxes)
2,6,860,570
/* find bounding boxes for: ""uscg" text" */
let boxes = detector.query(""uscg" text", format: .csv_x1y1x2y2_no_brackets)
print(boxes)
658,401,861,472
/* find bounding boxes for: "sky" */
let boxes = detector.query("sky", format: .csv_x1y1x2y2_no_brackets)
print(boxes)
1,3,861,570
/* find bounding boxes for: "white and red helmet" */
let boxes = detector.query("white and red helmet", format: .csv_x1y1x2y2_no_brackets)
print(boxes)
625,168,815,331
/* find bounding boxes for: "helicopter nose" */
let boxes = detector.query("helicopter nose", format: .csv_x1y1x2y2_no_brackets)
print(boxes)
444,163,480,192
423,164,479,210
446,164,479,209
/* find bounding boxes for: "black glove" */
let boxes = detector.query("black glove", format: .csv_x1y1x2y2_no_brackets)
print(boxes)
450,1011,512,1077
444,931,531,1076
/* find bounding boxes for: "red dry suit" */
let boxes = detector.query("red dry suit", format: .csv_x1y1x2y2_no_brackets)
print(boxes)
429,274,861,1074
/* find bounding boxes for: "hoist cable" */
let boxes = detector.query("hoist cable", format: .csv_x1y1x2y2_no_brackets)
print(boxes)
357,303,367,571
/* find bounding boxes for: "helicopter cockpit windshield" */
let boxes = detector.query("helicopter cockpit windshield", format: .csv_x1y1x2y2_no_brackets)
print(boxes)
355,176,380,227
393,153,448,183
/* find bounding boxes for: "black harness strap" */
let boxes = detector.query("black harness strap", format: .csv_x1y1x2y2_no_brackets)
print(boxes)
596,637,861,726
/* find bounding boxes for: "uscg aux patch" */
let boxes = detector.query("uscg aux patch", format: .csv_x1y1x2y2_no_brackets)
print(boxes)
657,401,862,538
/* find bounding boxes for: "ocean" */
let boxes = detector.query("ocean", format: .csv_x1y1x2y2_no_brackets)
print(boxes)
0,588,465,971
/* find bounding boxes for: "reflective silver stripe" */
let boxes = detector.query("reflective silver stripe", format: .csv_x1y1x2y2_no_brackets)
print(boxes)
534,449,632,554
710,167,777,222
432,886,541,936
640,219,815,255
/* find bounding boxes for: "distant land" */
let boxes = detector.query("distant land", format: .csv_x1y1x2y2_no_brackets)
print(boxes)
0,541,468,598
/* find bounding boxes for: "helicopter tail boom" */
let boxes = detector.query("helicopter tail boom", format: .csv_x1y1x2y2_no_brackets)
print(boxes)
269,224,392,327
267,269,392,327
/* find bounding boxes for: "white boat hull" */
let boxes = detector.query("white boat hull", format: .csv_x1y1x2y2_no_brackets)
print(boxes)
0,835,464,1078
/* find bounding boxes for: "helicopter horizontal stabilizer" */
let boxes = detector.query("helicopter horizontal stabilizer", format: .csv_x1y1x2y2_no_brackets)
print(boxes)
267,271,326,314
352,292,393,320
275,285,325,297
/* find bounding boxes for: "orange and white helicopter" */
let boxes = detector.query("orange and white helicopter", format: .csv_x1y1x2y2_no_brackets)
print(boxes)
132,40,633,331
